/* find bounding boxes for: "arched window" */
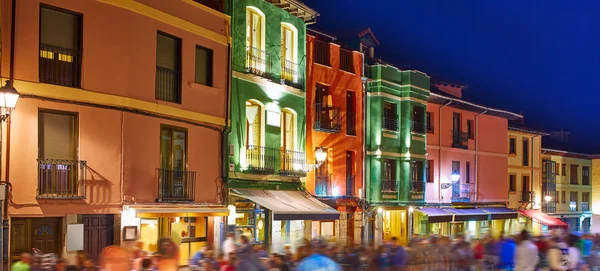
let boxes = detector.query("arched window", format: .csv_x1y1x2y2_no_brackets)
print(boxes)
245,100,262,147
246,7,265,71
281,23,298,82
281,108,295,151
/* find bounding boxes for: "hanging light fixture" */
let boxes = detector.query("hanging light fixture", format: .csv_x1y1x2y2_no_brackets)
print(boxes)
0,80,19,121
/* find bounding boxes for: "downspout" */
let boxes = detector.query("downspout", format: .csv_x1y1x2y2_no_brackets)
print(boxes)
361,53,368,244
221,22,232,205
531,134,540,209
438,101,452,204
474,109,487,203
4,0,16,220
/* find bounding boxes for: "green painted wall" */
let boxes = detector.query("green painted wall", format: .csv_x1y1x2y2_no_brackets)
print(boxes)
365,64,430,204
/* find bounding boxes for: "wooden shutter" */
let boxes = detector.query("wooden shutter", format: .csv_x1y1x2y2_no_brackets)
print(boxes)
39,111,77,160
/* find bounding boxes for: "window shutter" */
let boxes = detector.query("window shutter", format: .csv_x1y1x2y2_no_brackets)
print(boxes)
40,112,76,160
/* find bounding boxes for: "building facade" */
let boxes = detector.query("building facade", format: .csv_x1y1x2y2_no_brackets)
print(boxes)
2,0,230,265
305,29,365,244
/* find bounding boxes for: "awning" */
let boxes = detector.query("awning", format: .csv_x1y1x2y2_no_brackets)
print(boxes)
417,208,453,223
231,189,340,220
519,210,569,228
130,205,230,218
445,208,489,221
480,207,518,220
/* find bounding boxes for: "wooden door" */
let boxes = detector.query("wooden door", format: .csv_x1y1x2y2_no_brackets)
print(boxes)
10,219,30,260
83,215,114,263
31,218,60,254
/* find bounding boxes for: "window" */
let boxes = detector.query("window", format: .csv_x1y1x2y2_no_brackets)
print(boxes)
583,192,590,211
39,110,78,160
411,161,424,192
466,162,471,183
467,120,474,139
570,191,578,203
570,164,578,184
246,7,265,72
562,164,566,176
561,191,566,203
509,138,516,155
346,151,355,196
195,46,213,86
426,160,434,183
382,102,398,131
556,163,560,175
281,24,298,83
340,48,354,73
281,109,295,151
39,6,82,88
522,138,529,166
245,101,262,147
412,106,426,134
382,159,397,192
452,161,460,182
314,40,330,66
582,166,590,185
346,91,356,136
522,175,530,202
156,32,182,103
426,112,434,133
160,126,187,170
555,191,560,203
509,174,516,192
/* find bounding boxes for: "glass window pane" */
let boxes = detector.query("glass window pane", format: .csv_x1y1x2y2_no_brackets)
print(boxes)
157,33,179,70
41,7,79,49
173,130,186,170
195,46,212,86
160,128,172,169
40,112,77,160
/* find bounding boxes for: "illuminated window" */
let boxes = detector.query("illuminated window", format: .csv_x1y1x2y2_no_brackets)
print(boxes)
281,24,297,82
245,101,262,147
246,7,265,71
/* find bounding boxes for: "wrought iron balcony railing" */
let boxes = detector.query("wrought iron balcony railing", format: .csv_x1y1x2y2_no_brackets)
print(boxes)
245,46,272,79
451,182,474,203
315,174,330,196
280,149,306,177
411,180,424,193
382,116,399,131
411,121,426,134
452,130,469,149
347,111,357,136
37,159,86,199
313,103,341,133
314,40,331,66
39,43,82,88
158,169,195,202
346,175,356,196
245,145,278,175
281,60,304,89
381,178,397,193
156,66,182,103
582,202,590,212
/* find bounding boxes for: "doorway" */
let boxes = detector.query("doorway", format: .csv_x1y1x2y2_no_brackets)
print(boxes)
83,215,114,263
11,218,61,261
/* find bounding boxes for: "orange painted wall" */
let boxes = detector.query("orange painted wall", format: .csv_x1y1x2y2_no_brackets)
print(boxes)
305,35,364,196
425,103,509,204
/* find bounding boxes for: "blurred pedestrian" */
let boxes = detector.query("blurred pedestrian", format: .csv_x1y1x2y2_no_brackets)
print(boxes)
498,234,516,270
237,235,268,271
223,232,236,260
388,236,406,271
137,258,152,271
295,239,340,271
515,230,538,271
11,253,32,271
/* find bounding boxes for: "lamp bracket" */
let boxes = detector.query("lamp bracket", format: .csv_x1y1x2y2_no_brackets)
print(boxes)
0,114,9,122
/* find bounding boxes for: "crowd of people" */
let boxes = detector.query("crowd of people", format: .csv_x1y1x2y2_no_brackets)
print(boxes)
10,229,600,270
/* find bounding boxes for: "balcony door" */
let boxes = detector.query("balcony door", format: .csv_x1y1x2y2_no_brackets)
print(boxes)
346,151,354,196
246,7,264,71
453,112,461,132
281,109,295,172
246,101,262,147
160,126,188,200
315,84,333,129
281,24,296,82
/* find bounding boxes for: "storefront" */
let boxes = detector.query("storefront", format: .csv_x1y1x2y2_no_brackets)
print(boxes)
121,205,229,266
479,207,519,238
413,208,453,237
518,209,569,235
229,189,339,253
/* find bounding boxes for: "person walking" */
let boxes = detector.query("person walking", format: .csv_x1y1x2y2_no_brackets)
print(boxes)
236,235,268,271
515,230,539,271
498,235,516,271
295,239,341,271
548,236,571,271
11,253,32,271
388,236,406,271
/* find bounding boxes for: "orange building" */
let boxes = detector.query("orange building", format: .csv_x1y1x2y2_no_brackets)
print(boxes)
305,29,364,243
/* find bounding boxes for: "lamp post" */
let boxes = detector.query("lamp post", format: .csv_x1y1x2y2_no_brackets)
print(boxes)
544,195,552,203
0,80,19,121
314,147,327,164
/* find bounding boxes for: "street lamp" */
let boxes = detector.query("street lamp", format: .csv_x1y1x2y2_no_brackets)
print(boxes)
544,195,552,203
450,172,460,182
315,147,327,164
0,80,19,121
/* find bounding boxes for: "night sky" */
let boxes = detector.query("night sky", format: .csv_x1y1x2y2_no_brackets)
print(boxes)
303,0,600,150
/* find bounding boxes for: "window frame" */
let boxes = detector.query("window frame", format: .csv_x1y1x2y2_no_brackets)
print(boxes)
582,166,590,185
509,137,517,155
466,162,471,184
426,112,433,133
561,191,566,203
159,124,188,171
522,138,529,166
38,109,79,160
570,164,579,184
467,120,474,139
426,160,434,183
245,100,263,147
508,174,516,192
156,31,182,103
246,7,265,51
194,45,213,86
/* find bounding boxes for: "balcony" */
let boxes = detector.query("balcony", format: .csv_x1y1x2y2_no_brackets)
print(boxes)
245,46,272,79
314,40,331,66
37,159,86,199
410,180,424,193
280,150,306,177
346,175,356,196
381,179,397,193
39,43,82,88
542,202,556,213
156,66,182,103
382,117,399,131
158,169,196,202
411,121,426,134
313,104,341,133
315,174,330,196
281,60,304,89
245,145,278,175
452,130,469,149
582,202,590,212
451,182,474,203
347,111,357,136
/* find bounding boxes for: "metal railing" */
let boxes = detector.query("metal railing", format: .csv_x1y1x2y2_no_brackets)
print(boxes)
314,40,330,66
246,46,271,79
281,60,303,89
452,130,469,149
37,159,86,199
313,103,341,133
381,178,397,193
411,180,424,193
155,66,182,103
39,43,82,88
340,49,354,73
451,182,474,202
346,175,356,196
315,174,330,196
412,121,426,134
542,202,556,213
582,202,590,212
280,149,306,177
158,168,195,202
245,145,278,175
382,116,399,131
347,111,357,136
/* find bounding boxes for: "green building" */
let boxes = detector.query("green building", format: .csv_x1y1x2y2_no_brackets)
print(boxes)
224,0,334,251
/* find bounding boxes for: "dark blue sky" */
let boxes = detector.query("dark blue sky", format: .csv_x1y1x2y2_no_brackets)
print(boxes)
304,0,600,149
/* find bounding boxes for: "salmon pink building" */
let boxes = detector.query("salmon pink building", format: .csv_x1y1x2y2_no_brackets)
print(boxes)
1,0,229,265
423,82,522,238
305,28,364,243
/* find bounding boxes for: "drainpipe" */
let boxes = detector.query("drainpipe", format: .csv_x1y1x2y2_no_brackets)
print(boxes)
474,109,487,203
361,53,368,244
438,101,452,204
531,134,540,209
222,27,232,205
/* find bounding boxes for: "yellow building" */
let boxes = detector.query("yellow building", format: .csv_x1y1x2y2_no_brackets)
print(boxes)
541,146,592,232
591,157,600,232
